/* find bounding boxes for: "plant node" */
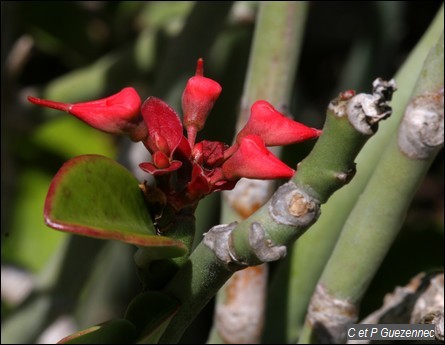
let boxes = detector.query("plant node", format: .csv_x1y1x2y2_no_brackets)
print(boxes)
249,222,287,262
306,284,358,343
346,78,397,135
269,182,320,228
398,88,444,159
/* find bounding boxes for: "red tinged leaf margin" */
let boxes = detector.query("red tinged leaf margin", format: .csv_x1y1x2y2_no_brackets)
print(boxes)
44,155,187,259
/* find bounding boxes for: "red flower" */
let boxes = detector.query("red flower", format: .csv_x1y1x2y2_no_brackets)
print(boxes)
182,59,222,147
28,88,145,141
192,140,226,168
139,97,185,175
222,135,295,180
236,100,321,146
28,59,321,211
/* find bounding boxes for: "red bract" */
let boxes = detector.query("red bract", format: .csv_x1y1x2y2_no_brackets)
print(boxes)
188,164,211,198
141,97,184,155
192,140,226,168
236,100,322,146
28,59,321,212
222,135,295,180
139,154,182,176
139,97,185,175
28,87,146,141
182,59,222,147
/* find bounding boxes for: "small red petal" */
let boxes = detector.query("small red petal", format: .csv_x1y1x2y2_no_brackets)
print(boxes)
192,142,204,164
153,132,171,156
222,135,295,180
212,179,237,192
195,58,204,77
141,97,183,156
182,77,221,129
187,164,211,198
139,160,182,176
236,101,321,146
182,60,222,146
152,151,170,169
28,88,145,140
199,140,226,167
27,96,72,112
175,136,192,159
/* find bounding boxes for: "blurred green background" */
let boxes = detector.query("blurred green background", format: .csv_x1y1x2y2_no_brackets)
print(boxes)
1,2,443,343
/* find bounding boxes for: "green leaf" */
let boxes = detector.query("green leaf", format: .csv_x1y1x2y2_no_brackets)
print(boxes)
124,292,179,344
59,319,137,344
44,155,187,258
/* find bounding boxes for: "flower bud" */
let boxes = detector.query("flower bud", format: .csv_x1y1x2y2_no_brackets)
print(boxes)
222,135,295,180
182,59,222,146
28,88,145,141
139,160,182,176
236,100,321,146
141,97,184,156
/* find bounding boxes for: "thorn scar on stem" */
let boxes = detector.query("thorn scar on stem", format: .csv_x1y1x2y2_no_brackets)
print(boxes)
307,284,358,343
347,78,397,135
335,165,356,185
249,222,287,262
398,89,444,159
288,193,313,217
269,182,320,228
203,222,246,269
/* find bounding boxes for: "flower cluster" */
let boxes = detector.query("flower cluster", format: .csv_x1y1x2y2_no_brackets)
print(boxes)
28,59,321,211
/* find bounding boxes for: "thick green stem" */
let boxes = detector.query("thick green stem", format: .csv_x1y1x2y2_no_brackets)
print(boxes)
159,78,395,343
299,30,444,345
159,245,232,343
210,2,308,343
135,210,195,290
285,6,444,343
230,79,395,265
164,2,310,340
